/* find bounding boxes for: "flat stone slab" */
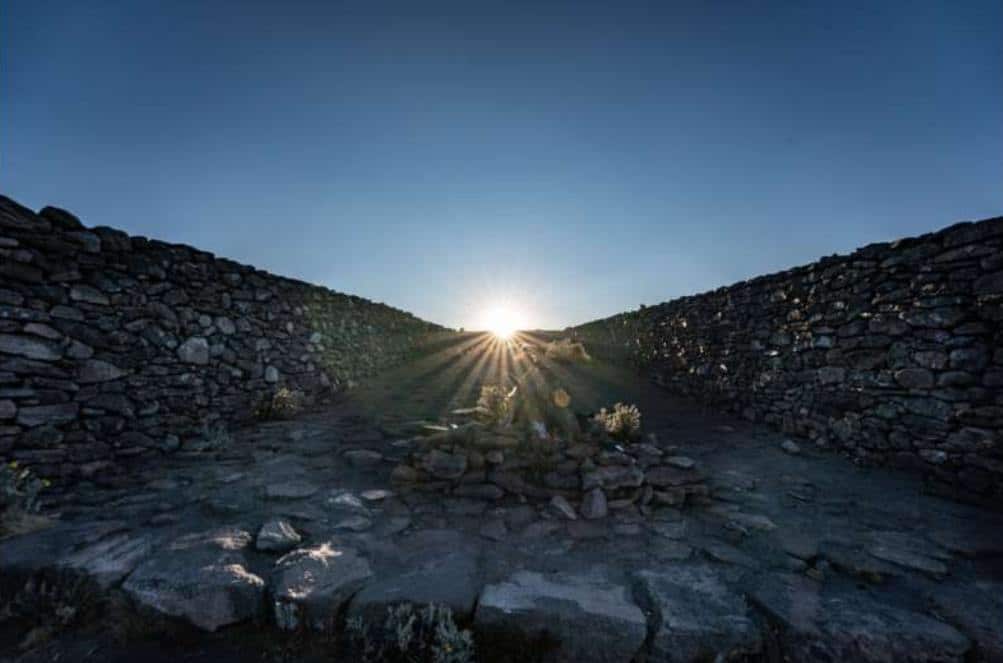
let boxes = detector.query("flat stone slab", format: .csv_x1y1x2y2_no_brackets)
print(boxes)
333,515,373,532
271,542,373,631
347,550,480,622
866,530,950,578
122,527,265,632
360,488,393,501
701,541,759,569
927,581,1003,661
264,480,319,500
60,531,156,588
0,520,129,576
474,567,647,662
636,565,761,662
344,449,383,466
750,573,970,662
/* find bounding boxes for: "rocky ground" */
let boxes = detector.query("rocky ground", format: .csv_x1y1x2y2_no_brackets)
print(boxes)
1,336,1002,662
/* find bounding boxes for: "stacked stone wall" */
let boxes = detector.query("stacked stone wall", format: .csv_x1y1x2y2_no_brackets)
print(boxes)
0,195,442,481
572,216,1003,503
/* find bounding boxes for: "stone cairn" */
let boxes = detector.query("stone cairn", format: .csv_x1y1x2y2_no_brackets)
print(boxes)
389,379,710,519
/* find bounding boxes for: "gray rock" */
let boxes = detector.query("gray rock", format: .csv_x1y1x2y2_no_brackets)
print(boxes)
333,515,373,532
360,489,393,501
480,518,508,541
347,550,480,623
913,350,948,369
17,402,79,427
391,464,420,482
86,393,134,417
701,541,759,569
750,573,969,662
265,480,319,500
443,498,488,516
974,270,1003,294
475,568,647,662
327,491,368,511
344,449,383,466
23,322,61,339
374,516,412,537
645,466,703,488
423,449,467,479
664,455,697,469
867,532,948,578
61,532,155,589
780,439,800,454
216,316,236,335
927,581,1003,661
919,449,948,465
69,284,109,305
264,365,280,383
949,347,988,372
272,542,373,631
177,337,210,365
895,368,935,389
549,495,578,520
0,333,62,360
583,465,645,491
256,519,302,552
727,511,777,532
580,488,608,519
453,483,505,500
636,565,761,662
78,358,128,383
122,527,265,632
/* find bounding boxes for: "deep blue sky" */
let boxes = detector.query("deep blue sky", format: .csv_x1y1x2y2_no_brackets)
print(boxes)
3,1,1001,329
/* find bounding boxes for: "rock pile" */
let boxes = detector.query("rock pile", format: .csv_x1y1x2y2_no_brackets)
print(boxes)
391,421,711,517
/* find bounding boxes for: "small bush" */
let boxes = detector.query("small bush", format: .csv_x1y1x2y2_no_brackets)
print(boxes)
254,387,305,420
475,384,516,427
1,572,100,649
1,462,47,517
593,403,642,441
544,338,590,362
345,603,474,663
196,421,232,452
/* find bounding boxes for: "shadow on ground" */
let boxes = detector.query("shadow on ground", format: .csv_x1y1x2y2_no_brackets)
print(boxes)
2,333,1002,662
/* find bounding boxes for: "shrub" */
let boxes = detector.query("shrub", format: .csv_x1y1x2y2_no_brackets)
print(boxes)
254,387,305,420
593,403,642,441
475,384,517,427
543,338,590,362
1,572,100,649
196,421,232,452
1,462,47,517
345,603,474,663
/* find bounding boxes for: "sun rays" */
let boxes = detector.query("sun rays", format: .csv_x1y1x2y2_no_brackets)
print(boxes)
349,325,645,431
479,306,527,340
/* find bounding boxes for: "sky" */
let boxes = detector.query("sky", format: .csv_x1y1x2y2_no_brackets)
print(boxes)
3,1,1001,330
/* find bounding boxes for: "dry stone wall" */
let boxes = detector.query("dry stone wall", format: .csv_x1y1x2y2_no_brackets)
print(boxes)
0,195,442,482
572,216,1003,504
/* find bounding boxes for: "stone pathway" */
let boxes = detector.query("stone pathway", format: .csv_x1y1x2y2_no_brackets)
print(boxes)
2,363,1003,662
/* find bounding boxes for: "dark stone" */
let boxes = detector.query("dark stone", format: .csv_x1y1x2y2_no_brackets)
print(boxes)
894,368,934,389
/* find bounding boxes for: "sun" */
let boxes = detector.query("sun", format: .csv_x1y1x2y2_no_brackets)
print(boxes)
482,306,525,340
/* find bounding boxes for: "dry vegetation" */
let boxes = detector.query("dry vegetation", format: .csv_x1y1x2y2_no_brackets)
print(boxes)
543,338,590,362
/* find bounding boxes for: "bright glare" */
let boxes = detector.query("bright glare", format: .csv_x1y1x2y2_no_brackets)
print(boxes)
482,306,525,340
